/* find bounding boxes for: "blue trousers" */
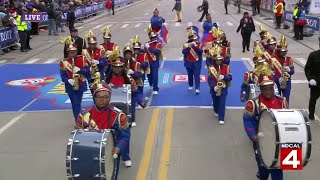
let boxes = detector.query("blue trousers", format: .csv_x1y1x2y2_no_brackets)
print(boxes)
67,90,84,120
147,66,159,91
138,73,146,96
211,91,227,121
224,57,230,65
185,62,201,90
253,142,283,180
131,90,145,122
276,80,291,105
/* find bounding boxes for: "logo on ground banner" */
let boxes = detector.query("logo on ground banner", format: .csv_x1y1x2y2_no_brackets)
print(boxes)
4,69,180,109
173,75,208,82
280,143,303,170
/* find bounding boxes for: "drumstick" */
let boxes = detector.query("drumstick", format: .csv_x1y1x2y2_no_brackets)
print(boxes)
113,154,118,159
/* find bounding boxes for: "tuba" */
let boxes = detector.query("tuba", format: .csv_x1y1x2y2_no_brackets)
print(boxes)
280,60,290,89
72,58,80,90
216,65,225,96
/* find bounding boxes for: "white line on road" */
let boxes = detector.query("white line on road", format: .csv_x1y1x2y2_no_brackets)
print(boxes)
43,58,58,64
18,99,37,112
145,12,148,15
295,58,306,66
163,57,167,60
153,106,244,109
187,22,193,26
106,24,113,28
24,59,40,64
160,59,165,69
0,60,7,63
178,57,183,60
226,22,233,26
291,80,308,84
135,23,142,28
175,22,181,26
121,24,129,28
77,26,84,29
92,24,102,29
163,22,168,26
211,10,214,13
255,21,262,25
241,58,254,69
0,114,25,136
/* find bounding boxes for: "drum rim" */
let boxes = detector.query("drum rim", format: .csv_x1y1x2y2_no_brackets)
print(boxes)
297,109,312,167
101,129,119,179
257,109,280,169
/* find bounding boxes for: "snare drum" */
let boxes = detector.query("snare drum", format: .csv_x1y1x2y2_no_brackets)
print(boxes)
247,84,280,100
66,129,119,180
257,109,312,169
110,85,132,119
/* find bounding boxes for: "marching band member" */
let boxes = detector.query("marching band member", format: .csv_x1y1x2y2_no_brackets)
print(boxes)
243,75,288,180
259,25,269,50
182,26,203,94
272,36,295,104
266,35,277,58
105,48,147,127
82,30,105,91
150,8,168,44
201,13,218,43
144,26,163,95
216,30,231,65
76,82,132,167
99,26,119,75
202,26,217,47
208,46,232,125
132,35,150,96
59,37,89,121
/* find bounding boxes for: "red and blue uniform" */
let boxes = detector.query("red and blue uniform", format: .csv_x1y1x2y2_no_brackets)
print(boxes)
182,41,203,90
240,71,259,102
271,52,295,104
208,64,232,122
243,94,288,180
59,56,90,120
150,15,168,44
133,52,149,96
76,105,131,162
99,42,118,75
83,48,107,86
145,40,162,92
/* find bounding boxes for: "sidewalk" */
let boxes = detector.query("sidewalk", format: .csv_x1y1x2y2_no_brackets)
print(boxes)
0,0,145,63
238,3,319,52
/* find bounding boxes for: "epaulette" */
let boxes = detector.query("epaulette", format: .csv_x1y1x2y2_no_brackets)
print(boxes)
59,60,65,70
118,112,129,129
156,42,163,50
244,100,255,116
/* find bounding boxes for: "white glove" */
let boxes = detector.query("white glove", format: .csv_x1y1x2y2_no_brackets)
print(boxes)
73,67,80,73
127,69,134,75
283,66,290,72
93,60,99,65
145,44,150,49
214,86,218,92
218,75,224,80
68,79,75,86
309,79,317,86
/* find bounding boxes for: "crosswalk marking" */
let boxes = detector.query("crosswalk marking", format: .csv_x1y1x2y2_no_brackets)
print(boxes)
255,21,262,25
187,22,193,26
92,24,102,29
178,57,183,60
77,26,84,29
145,12,148,15
43,59,58,64
175,22,181,26
0,60,7,64
295,58,306,66
291,80,308,84
24,59,40,64
121,24,129,28
241,58,254,69
106,24,113,28
226,22,233,26
135,23,141,28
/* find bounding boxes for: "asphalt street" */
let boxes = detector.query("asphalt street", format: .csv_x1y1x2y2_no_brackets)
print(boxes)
0,0,319,180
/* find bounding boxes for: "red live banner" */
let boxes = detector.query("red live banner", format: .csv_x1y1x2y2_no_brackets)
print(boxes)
280,143,303,170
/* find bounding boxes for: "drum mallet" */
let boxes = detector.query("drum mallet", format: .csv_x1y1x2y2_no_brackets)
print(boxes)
113,154,118,159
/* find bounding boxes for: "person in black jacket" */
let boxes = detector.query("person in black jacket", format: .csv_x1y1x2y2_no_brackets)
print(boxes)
67,5,76,33
304,37,320,120
112,0,115,15
236,12,255,53
63,29,86,58
198,0,209,22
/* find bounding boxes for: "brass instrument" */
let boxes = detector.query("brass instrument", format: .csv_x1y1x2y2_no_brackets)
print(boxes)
72,58,80,90
216,65,225,96
280,60,290,89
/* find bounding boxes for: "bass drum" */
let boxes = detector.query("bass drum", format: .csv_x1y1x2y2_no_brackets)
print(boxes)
109,85,132,121
257,109,312,169
247,83,280,100
66,129,119,180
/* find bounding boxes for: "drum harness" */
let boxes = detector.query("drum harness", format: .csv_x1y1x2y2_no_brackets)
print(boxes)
255,97,283,121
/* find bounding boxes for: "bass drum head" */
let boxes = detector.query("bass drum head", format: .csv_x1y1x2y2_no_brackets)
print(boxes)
258,110,277,168
102,131,118,180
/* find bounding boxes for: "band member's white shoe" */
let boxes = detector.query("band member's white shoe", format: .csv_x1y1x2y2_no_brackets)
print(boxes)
131,122,136,127
137,106,143,110
124,160,132,167
219,121,224,125
188,86,193,90
153,91,158,95
195,89,200,94
214,113,218,117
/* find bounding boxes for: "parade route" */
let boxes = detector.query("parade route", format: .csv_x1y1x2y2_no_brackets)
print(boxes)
0,0,320,180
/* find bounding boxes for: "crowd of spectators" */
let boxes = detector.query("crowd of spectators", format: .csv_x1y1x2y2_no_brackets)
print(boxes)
0,0,105,54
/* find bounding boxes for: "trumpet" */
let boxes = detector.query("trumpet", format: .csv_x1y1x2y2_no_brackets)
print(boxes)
280,61,290,89
216,65,225,96
72,58,80,91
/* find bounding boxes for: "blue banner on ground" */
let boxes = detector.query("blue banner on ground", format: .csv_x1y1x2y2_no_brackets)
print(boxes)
0,61,247,112
284,10,320,31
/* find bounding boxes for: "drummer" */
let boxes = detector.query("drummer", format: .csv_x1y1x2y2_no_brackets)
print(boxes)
105,48,148,127
75,82,132,167
243,75,288,180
